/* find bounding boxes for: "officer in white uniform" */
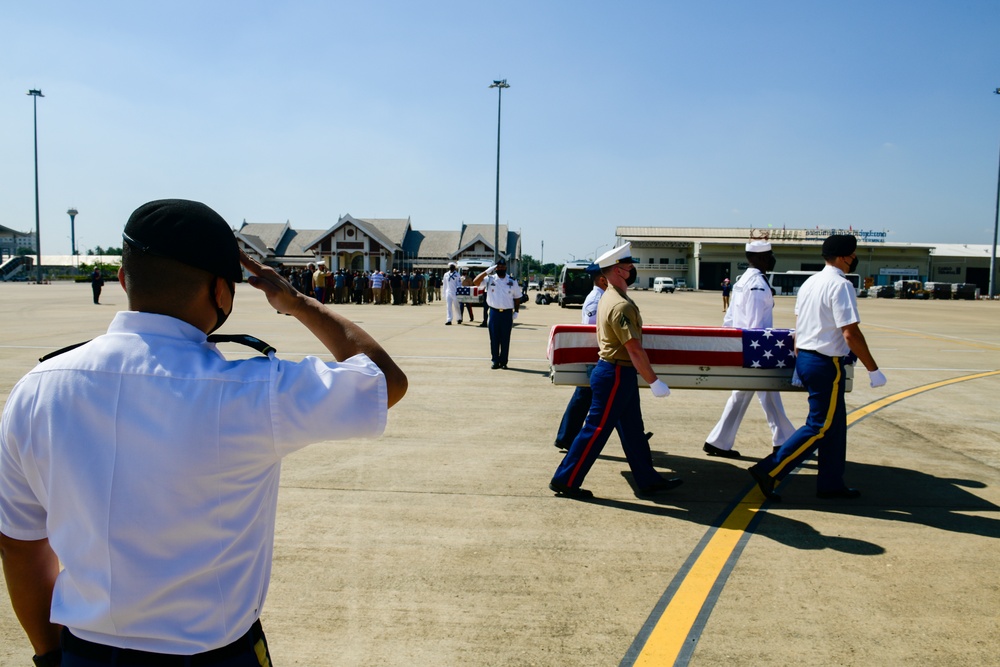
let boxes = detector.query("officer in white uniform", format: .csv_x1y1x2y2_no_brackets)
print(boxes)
703,240,796,458
442,262,463,325
473,257,523,369
0,199,408,665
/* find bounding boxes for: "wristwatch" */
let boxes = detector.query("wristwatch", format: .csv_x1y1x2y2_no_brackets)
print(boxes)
32,649,61,667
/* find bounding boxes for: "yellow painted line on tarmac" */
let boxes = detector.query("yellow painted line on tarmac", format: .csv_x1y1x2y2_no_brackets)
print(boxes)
628,490,760,666
623,368,1000,667
846,369,1000,425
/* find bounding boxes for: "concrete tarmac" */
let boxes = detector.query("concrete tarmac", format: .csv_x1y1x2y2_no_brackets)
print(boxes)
1,281,998,666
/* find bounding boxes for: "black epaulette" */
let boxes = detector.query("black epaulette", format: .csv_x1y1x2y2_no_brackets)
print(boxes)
39,334,276,363
207,334,276,357
39,341,91,362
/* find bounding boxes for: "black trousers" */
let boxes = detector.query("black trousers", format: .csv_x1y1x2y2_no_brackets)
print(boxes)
61,620,272,666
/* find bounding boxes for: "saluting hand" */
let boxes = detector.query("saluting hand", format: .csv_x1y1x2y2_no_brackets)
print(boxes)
240,250,305,315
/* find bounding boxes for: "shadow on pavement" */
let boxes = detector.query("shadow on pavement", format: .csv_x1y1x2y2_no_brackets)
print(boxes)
574,449,1000,550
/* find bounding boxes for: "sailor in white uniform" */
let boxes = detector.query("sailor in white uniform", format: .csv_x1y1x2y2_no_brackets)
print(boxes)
442,262,463,324
703,240,796,458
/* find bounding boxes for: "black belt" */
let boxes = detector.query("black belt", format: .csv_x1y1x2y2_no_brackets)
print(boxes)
62,620,264,666
490,307,512,312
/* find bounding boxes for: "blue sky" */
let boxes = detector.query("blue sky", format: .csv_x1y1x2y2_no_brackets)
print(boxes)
3,1,999,265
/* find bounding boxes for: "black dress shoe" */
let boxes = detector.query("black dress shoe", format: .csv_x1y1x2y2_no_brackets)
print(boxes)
445,321,452,325
637,477,683,496
645,431,654,441
748,467,781,502
816,487,861,499
491,363,500,369
703,442,742,459
549,482,594,499
554,440,569,451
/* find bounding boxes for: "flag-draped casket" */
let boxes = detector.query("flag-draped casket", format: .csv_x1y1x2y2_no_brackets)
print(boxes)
456,285,485,304
547,325,853,392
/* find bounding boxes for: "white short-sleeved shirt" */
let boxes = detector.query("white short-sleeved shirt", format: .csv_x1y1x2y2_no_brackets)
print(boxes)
442,270,462,296
581,285,604,325
0,311,387,654
484,274,523,309
793,265,860,357
723,268,774,329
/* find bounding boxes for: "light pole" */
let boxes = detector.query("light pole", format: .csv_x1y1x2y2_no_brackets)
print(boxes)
489,79,510,263
593,243,608,261
67,207,78,256
991,88,1000,299
28,89,44,283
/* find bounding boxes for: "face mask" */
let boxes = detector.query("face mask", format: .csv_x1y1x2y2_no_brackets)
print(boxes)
847,257,859,273
625,266,637,287
209,278,235,334
496,268,507,278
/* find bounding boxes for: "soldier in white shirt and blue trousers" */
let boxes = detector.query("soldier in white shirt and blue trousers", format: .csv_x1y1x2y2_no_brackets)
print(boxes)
553,263,607,449
748,234,886,503
473,257,522,369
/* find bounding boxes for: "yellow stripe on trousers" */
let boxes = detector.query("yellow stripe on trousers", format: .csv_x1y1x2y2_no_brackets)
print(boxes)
626,369,1000,667
770,356,841,479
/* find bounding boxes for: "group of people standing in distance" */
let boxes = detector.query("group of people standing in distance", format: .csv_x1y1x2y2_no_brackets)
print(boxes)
279,264,446,306
549,235,887,504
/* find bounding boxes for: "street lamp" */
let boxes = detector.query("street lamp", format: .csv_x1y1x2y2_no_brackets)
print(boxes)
991,88,1000,299
67,207,78,256
593,243,608,261
28,89,44,283
489,79,510,263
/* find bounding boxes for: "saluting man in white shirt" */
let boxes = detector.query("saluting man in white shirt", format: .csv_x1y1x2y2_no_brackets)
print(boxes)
0,199,408,665
703,239,796,458
473,256,523,369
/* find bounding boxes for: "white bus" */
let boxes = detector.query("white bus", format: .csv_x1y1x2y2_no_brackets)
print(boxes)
767,271,862,296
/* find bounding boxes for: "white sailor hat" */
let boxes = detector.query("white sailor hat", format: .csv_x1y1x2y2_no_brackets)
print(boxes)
745,240,772,253
596,243,634,269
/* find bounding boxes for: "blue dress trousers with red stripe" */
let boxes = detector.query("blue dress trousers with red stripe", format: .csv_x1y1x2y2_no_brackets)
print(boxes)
551,359,663,491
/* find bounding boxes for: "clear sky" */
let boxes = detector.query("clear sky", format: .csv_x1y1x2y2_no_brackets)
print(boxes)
3,1,999,266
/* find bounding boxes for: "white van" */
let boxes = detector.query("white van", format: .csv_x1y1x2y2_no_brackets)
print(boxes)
652,277,675,293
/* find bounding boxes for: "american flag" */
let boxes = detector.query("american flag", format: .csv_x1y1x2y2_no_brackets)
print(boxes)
456,286,483,297
547,325,796,369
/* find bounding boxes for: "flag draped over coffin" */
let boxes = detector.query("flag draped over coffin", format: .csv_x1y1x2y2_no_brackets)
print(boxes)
547,325,797,369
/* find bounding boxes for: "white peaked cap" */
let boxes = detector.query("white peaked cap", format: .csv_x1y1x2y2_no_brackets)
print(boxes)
746,240,772,252
596,242,634,269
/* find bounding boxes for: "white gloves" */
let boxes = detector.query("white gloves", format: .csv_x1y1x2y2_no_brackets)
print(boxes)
649,379,671,398
869,369,887,388
791,368,803,388
486,264,498,275
512,312,518,320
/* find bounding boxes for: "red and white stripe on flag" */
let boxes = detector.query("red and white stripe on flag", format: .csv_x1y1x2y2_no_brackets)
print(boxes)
548,324,744,367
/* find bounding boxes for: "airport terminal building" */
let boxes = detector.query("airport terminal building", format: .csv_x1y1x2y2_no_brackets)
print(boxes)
616,226,997,293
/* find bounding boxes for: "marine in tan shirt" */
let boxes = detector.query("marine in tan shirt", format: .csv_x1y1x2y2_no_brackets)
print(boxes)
550,242,682,499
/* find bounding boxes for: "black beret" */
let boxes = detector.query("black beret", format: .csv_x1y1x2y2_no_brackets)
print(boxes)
822,234,857,258
123,199,242,282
